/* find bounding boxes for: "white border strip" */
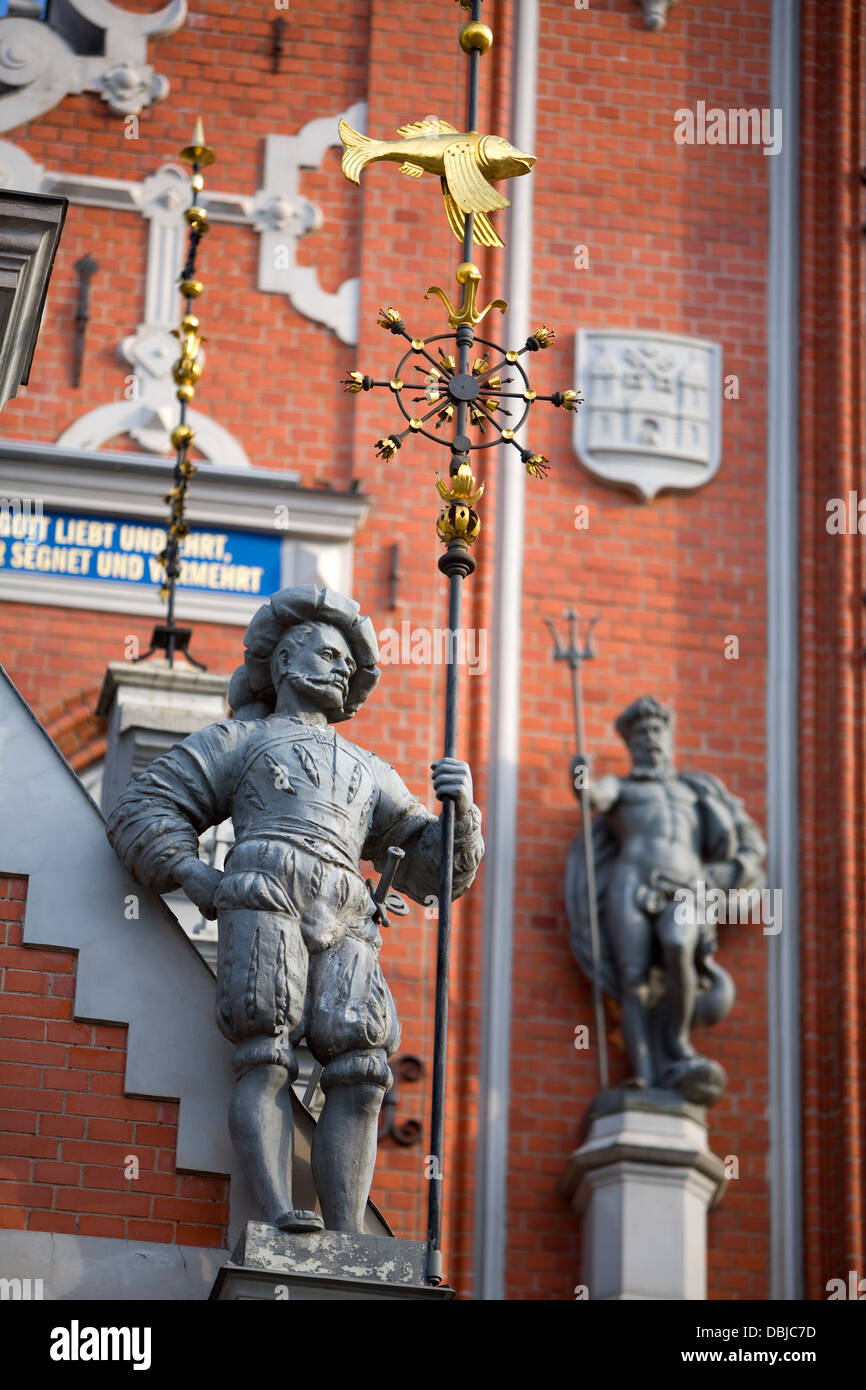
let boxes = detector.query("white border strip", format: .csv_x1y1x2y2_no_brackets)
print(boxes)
766,0,802,1302
472,0,538,1302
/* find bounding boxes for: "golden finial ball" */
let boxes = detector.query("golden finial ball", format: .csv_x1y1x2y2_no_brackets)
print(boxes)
460,21,493,54
455,261,481,285
171,424,195,449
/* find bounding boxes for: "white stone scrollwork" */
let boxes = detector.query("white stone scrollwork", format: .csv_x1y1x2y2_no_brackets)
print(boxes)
0,0,187,131
0,99,364,452
0,102,365,355
253,101,366,346
59,161,249,465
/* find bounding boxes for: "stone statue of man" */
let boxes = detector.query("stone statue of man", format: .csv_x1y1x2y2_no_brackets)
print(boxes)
566,696,765,1106
106,585,484,1233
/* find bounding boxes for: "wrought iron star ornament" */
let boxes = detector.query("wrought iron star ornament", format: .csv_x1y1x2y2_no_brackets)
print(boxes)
342,260,581,546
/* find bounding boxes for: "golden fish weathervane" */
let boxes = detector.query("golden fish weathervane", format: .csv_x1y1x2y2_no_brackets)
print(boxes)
339,116,535,248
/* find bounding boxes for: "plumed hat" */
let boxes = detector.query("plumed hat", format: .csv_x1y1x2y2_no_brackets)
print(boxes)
614,695,673,742
227,585,380,722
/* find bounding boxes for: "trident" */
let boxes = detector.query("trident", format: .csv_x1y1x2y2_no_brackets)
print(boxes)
545,609,609,1091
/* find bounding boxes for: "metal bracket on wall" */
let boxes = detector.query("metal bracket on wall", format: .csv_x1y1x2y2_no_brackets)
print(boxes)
377,1055,424,1147
72,254,98,388
271,16,287,73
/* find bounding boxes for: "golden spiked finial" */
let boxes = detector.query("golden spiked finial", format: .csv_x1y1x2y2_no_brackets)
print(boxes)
179,116,215,169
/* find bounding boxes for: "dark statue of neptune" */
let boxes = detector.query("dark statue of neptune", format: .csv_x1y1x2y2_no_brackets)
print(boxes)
567,696,765,1107
107,585,484,1232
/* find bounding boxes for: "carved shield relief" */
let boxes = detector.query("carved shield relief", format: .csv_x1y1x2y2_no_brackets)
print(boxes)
573,329,722,501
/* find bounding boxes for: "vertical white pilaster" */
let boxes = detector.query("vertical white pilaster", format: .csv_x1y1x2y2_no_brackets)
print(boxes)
472,0,538,1303
766,0,803,1303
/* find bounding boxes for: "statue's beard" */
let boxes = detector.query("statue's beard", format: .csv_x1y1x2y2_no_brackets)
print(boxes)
630,747,672,778
283,669,348,712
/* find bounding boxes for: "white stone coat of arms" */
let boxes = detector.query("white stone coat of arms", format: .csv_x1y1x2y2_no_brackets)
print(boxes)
574,329,722,501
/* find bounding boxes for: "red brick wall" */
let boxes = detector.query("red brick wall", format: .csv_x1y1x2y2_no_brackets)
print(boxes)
0,876,229,1247
798,0,866,1300
503,0,773,1299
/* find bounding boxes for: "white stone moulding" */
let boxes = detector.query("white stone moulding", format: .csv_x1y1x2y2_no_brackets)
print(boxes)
0,1230,227,1301
0,93,365,453
0,441,367,622
0,187,67,410
0,0,188,129
0,104,364,455
574,328,722,502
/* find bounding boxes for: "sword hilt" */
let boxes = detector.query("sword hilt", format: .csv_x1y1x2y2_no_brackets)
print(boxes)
366,845,406,928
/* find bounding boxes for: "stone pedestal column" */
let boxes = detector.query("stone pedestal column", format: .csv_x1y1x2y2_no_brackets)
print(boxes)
559,1089,727,1301
96,659,231,966
96,659,230,816
211,1223,454,1302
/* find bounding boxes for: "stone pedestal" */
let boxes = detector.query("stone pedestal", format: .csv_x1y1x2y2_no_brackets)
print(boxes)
559,1089,727,1301
210,1223,454,1302
96,659,230,816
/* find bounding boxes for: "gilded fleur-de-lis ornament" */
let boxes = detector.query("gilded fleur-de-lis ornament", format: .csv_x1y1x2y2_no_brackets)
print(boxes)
425,260,506,328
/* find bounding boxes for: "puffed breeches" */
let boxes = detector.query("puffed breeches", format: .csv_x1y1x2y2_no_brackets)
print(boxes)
214,906,401,1093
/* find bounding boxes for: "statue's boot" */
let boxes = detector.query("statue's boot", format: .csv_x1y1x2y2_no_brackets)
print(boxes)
229,1061,323,1231
662,1055,727,1107
276,1208,323,1233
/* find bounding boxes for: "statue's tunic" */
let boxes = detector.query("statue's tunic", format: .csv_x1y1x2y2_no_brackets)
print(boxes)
107,715,484,1083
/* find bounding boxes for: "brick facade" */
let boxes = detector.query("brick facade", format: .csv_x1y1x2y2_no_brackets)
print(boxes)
0,0,857,1300
0,875,229,1247
798,0,866,1301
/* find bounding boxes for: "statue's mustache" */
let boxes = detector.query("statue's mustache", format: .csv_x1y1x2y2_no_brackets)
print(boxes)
287,670,348,696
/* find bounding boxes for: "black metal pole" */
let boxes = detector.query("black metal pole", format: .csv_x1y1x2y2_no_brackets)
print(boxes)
571,653,609,1091
425,0,483,1284
425,552,468,1283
